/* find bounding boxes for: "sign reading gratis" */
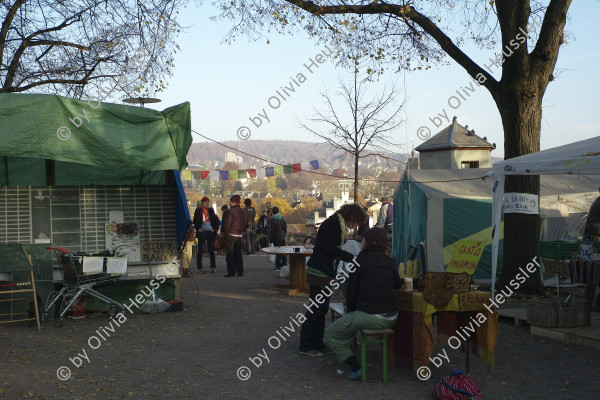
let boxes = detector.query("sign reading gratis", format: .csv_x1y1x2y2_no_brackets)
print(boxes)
446,239,485,274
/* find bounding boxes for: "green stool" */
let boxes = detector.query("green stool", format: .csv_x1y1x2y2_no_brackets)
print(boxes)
360,328,394,383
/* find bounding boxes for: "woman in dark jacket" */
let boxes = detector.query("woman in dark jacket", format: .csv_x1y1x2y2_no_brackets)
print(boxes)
325,227,402,380
298,203,366,357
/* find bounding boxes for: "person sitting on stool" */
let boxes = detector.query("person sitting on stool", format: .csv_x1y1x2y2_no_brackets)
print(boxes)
324,227,403,380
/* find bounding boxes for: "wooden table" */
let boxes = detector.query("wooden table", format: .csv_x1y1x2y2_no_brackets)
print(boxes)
391,289,498,373
262,246,312,295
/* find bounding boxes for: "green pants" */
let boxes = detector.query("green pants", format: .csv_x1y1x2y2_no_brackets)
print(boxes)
324,310,396,363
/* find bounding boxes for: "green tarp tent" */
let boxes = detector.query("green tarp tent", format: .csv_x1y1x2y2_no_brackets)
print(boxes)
0,93,192,185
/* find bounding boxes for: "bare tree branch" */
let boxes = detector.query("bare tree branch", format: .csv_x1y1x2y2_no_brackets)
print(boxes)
299,72,405,202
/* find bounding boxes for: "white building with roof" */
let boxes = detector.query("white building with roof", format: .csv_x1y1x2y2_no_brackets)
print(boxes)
415,116,496,169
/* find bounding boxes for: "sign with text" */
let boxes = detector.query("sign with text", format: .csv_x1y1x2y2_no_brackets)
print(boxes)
503,192,539,215
446,240,485,275
141,241,178,262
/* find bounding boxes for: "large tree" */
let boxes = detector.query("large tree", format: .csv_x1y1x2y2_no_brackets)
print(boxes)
216,0,573,294
300,72,404,203
0,0,185,98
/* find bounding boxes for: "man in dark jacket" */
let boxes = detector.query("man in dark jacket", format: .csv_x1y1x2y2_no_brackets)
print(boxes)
299,203,366,357
269,206,287,271
244,198,257,254
192,197,220,274
325,227,402,380
223,194,248,277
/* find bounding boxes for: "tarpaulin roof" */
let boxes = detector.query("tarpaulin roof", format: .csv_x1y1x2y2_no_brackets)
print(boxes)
0,93,192,171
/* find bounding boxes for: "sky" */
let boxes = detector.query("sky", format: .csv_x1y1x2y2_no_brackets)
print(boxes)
144,1,600,160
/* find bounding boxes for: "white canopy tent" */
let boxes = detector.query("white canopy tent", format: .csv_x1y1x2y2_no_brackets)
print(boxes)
491,136,600,294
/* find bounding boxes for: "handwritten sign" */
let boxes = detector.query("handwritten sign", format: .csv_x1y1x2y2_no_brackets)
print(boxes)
446,240,485,275
503,192,539,215
141,241,178,262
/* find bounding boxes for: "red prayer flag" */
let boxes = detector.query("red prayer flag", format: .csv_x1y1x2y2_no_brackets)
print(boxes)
201,171,209,180
292,163,302,173
247,169,257,178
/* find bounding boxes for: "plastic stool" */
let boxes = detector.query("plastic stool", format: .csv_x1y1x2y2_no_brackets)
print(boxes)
360,328,394,382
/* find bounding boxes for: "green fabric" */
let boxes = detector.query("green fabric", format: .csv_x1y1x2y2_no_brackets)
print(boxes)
444,198,504,279
54,161,165,185
0,93,192,171
274,166,284,176
306,266,328,278
229,170,239,180
325,310,396,363
271,213,282,220
392,177,428,269
0,157,46,185
238,169,248,179
283,164,293,174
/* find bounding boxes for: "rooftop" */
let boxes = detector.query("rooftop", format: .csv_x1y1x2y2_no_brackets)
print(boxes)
415,116,494,152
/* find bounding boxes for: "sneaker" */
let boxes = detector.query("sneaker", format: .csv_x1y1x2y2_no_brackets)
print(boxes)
298,349,324,357
347,368,362,381
210,268,216,273
316,346,333,354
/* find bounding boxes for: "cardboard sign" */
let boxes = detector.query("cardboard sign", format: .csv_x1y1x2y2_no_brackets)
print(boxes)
446,240,485,275
141,241,178,262
504,192,539,215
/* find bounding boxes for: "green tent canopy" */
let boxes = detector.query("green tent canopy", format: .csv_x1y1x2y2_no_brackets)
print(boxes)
0,93,192,185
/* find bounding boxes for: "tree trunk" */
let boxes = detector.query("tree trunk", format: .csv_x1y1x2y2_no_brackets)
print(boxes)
495,74,545,295
353,152,359,203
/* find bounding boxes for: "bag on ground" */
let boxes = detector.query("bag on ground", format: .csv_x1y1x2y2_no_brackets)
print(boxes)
279,265,289,278
435,370,483,400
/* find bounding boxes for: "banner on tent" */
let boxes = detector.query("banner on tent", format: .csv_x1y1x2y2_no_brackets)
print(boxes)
503,192,539,215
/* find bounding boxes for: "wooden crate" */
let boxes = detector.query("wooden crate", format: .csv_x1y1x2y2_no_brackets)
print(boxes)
527,298,588,328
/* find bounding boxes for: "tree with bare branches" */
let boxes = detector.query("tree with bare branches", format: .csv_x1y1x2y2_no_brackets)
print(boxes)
0,0,186,98
215,0,574,294
300,73,404,203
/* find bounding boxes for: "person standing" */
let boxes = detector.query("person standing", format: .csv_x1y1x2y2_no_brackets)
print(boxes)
269,206,288,271
325,227,403,380
357,207,370,237
223,195,247,277
377,197,394,234
192,197,220,274
244,198,257,254
299,203,366,357
180,222,195,277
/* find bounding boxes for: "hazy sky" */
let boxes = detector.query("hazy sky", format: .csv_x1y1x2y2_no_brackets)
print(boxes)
145,2,600,160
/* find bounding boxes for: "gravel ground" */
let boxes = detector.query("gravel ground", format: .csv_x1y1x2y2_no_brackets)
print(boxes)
1,252,600,399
